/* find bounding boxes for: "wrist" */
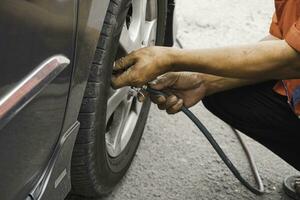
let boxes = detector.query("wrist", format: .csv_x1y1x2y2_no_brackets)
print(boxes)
199,74,219,96
166,48,207,73
164,47,184,72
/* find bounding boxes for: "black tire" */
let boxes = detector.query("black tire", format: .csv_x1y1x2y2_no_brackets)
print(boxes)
69,0,168,198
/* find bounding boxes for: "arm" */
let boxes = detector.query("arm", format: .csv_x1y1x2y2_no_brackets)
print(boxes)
171,40,300,80
112,37,300,113
200,75,257,96
195,34,281,96
112,40,300,89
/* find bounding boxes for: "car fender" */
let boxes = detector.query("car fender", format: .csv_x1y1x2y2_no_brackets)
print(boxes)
61,0,110,133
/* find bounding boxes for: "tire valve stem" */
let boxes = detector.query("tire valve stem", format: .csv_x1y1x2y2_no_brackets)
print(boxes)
128,87,140,97
128,87,146,100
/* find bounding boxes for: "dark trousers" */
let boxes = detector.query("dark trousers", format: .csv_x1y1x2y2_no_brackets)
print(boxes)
202,81,300,171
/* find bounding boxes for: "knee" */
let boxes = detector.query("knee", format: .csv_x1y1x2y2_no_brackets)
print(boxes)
202,95,236,130
202,95,228,121
202,96,217,112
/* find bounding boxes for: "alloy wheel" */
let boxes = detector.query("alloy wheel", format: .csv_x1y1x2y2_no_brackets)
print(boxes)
105,0,158,157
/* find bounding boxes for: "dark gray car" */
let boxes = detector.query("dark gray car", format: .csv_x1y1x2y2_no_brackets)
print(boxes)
0,0,176,199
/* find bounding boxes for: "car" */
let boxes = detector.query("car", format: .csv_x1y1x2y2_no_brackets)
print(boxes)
0,0,176,199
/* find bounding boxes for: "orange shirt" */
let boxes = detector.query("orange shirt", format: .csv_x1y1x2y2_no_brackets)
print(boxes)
270,0,300,116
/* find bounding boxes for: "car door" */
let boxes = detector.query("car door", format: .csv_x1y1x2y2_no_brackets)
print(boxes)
0,0,77,199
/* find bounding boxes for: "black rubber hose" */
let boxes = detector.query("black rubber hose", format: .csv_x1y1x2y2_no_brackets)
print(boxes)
175,38,184,49
145,87,265,195
231,127,265,194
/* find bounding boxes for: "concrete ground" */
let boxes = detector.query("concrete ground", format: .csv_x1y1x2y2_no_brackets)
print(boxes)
104,0,298,199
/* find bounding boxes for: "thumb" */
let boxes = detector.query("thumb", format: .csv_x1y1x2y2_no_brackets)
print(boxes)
148,73,177,90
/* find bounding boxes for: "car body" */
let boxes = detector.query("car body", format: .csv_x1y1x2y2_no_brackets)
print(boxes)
0,0,176,200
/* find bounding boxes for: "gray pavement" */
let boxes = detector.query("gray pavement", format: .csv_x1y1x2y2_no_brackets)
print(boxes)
104,0,298,199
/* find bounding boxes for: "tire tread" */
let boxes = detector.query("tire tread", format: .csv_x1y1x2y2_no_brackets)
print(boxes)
70,0,124,197
69,0,168,198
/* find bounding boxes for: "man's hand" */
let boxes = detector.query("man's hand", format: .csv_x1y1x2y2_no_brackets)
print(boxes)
112,46,174,89
148,72,206,114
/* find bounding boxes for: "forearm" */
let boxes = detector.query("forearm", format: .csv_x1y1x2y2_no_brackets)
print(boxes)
201,75,261,96
169,40,300,80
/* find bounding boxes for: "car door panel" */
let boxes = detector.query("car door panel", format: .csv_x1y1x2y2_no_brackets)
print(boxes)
0,1,76,199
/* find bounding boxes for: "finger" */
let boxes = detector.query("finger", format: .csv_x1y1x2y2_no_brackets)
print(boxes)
157,103,166,110
111,75,127,89
111,68,133,89
150,94,166,105
165,95,178,109
166,99,183,114
156,92,175,110
137,91,149,102
113,53,136,72
148,73,177,90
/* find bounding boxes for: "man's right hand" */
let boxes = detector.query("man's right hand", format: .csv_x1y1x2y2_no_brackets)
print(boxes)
148,72,206,114
112,46,175,89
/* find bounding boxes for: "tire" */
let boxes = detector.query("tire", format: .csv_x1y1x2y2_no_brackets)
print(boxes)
69,0,168,198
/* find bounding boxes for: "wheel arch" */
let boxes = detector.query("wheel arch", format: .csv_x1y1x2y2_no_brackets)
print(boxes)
164,0,176,46
61,0,110,134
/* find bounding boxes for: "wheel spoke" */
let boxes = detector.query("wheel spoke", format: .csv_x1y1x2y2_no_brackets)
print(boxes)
113,98,134,154
119,0,148,53
142,19,157,47
119,24,136,53
106,87,130,123
131,0,147,42
120,111,139,150
120,99,142,150
106,0,158,157
106,97,135,157
143,0,157,46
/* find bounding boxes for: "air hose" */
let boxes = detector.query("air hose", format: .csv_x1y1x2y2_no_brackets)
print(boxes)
144,86,265,195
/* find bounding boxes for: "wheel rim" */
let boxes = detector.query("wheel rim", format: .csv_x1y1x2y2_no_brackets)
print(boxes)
105,0,158,157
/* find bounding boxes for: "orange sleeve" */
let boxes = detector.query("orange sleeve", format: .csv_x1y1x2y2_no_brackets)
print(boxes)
285,18,300,52
269,13,282,39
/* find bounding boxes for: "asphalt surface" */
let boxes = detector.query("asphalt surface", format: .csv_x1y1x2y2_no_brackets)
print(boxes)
103,0,298,199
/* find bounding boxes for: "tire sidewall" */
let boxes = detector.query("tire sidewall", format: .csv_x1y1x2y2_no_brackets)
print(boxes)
93,0,168,194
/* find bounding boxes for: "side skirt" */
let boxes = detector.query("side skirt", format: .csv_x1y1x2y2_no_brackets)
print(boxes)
27,121,80,200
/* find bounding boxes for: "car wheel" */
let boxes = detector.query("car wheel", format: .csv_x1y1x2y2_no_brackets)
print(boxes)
69,0,167,198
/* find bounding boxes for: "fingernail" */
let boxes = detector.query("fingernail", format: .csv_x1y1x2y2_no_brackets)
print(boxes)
178,99,184,106
137,93,145,102
149,79,158,85
158,96,165,102
138,96,144,102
